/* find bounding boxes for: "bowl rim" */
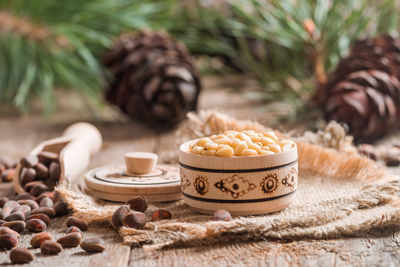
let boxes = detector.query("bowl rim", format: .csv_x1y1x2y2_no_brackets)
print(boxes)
179,138,298,170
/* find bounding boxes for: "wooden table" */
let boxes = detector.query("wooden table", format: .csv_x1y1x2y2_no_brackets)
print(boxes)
1,76,399,266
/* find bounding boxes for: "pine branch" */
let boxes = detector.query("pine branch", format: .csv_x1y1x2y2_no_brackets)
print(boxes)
167,0,399,114
0,0,170,114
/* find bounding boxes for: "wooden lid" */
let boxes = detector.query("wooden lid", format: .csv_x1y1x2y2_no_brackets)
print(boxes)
84,164,182,202
124,152,158,175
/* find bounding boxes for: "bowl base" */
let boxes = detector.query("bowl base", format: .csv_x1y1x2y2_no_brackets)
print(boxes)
183,193,296,216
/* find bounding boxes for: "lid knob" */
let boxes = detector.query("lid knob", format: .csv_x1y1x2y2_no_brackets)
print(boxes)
124,152,158,175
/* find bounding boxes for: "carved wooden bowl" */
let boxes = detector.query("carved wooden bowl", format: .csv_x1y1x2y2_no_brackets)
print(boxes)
179,139,298,215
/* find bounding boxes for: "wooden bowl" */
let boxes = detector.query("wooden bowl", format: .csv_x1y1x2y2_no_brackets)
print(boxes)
179,139,298,215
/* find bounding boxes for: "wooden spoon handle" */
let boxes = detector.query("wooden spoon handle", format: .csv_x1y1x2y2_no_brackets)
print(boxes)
14,122,102,193
60,122,102,183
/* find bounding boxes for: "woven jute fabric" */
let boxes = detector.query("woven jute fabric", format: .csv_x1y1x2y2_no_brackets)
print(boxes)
57,111,400,250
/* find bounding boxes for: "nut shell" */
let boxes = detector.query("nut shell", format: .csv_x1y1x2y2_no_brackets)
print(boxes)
122,212,147,229
57,232,82,248
111,205,130,229
0,234,18,250
32,207,55,218
26,218,47,232
31,232,52,248
10,247,34,264
126,196,148,212
151,209,172,221
66,216,88,231
27,213,51,226
2,221,25,233
0,226,20,238
80,238,105,253
213,209,232,221
41,240,63,254
65,226,81,234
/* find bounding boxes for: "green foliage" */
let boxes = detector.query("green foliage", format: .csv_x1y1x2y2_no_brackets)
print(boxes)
0,0,168,113
168,0,399,109
0,0,399,116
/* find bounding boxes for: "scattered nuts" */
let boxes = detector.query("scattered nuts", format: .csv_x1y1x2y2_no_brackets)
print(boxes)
27,214,51,226
151,209,172,221
0,234,18,249
2,169,15,182
0,210,9,220
24,181,44,192
41,240,62,255
49,162,61,180
2,221,25,233
65,226,81,234
44,179,56,191
122,212,147,229
57,232,82,248
34,162,49,180
5,211,25,222
32,207,55,218
66,216,88,231
126,196,148,212
111,205,130,229
13,205,31,218
3,200,19,211
0,196,8,208
9,247,34,264
30,183,50,197
54,201,69,217
31,232,52,248
26,218,47,232
20,168,37,186
0,206,14,220
0,226,20,237
383,148,400,166
20,155,39,168
213,209,232,221
17,199,39,210
80,237,105,253
36,191,56,203
39,197,54,208
15,192,36,201
37,151,59,165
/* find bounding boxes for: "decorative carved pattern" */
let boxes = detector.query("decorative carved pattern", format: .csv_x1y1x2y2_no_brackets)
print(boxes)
282,168,297,190
194,175,208,195
214,174,256,198
260,173,278,194
180,170,191,191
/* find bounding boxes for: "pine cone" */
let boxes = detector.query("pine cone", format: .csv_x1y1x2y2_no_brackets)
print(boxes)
103,31,201,129
320,35,400,143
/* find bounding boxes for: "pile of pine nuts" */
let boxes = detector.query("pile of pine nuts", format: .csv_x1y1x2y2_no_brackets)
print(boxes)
190,130,295,157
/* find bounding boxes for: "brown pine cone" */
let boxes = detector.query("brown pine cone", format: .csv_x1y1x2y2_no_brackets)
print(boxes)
320,35,400,143
103,31,201,130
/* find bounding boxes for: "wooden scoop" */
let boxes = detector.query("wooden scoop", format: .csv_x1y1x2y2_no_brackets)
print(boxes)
14,122,102,193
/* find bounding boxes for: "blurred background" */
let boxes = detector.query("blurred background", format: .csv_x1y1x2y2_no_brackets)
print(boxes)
0,0,400,144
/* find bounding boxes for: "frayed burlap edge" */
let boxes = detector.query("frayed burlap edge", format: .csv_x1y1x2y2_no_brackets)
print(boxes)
58,180,400,250
122,180,400,251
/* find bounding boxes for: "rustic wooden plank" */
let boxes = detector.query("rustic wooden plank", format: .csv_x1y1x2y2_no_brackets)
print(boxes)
130,232,400,267
0,217,130,267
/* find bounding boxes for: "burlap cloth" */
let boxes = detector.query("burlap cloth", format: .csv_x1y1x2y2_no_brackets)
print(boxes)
58,111,400,250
